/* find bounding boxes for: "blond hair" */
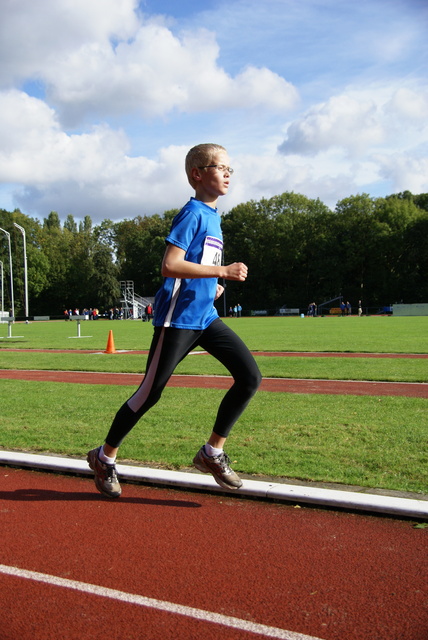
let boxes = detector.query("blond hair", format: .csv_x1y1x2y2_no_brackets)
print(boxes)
185,143,227,188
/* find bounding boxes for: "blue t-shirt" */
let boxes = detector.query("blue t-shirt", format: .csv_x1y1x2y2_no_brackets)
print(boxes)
153,198,223,329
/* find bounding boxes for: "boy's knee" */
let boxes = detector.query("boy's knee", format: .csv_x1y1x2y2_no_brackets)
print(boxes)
243,368,262,396
253,368,263,391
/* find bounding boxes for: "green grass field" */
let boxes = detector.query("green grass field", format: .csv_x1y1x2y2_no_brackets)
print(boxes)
1,315,428,353
0,316,427,494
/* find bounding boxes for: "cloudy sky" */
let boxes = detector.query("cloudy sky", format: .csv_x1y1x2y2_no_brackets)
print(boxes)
1,0,427,223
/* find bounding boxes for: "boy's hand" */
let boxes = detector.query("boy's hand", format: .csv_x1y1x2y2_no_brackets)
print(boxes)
225,262,248,281
215,284,224,300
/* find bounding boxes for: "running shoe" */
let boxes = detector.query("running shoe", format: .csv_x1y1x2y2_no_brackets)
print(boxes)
87,446,122,498
193,446,243,490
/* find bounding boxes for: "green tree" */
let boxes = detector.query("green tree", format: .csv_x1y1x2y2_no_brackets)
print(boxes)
39,212,73,312
43,211,61,231
386,190,428,213
89,243,120,309
414,193,428,212
115,211,176,296
63,214,77,234
374,196,425,303
332,194,388,306
1,187,426,318
222,192,332,311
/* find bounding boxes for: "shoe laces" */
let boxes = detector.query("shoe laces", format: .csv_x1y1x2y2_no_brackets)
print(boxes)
216,451,232,472
105,463,118,483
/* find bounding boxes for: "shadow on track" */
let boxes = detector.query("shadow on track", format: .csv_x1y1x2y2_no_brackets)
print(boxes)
0,487,202,508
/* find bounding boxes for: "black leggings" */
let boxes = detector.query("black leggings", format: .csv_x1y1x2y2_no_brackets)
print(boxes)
105,318,262,448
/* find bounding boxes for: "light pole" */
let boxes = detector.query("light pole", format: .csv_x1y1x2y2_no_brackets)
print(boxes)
14,222,29,319
0,227,14,318
0,260,3,317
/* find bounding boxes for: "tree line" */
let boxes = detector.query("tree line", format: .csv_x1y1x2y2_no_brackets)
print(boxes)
0,190,427,318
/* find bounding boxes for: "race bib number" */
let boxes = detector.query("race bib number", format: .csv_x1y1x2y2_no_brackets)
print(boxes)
201,236,223,266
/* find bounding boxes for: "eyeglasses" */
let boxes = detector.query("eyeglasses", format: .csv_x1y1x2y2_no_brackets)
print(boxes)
198,164,234,175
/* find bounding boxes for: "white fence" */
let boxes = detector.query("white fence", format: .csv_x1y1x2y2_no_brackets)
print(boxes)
392,304,428,316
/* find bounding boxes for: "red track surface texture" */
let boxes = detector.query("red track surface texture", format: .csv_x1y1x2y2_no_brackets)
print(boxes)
0,368,427,397
1,468,427,640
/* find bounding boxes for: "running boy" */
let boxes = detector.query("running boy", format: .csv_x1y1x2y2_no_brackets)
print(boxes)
87,143,262,497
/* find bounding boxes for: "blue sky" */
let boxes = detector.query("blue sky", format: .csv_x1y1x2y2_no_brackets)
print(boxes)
0,0,427,222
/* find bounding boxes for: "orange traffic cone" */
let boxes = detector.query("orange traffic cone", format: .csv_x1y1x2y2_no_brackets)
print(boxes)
104,330,117,354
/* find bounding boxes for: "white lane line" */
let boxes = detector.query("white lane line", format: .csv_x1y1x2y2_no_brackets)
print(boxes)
0,564,324,640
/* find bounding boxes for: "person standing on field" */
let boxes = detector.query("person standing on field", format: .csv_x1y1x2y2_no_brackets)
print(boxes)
87,143,262,497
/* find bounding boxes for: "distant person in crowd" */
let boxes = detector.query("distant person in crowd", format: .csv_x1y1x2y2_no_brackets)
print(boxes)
308,302,317,317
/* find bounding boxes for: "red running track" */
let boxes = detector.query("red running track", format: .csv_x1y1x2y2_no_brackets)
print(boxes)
0,468,427,640
0,369,427,397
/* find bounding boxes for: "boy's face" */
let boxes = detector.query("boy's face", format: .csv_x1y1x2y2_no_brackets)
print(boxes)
193,150,232,203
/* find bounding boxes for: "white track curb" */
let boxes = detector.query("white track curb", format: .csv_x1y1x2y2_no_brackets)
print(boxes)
0,450,427,519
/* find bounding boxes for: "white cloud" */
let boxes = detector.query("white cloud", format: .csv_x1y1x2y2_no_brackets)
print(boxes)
0,2,297,126
279,82,428,160
385,87,428,122
232,66,298,111
0,0,427,223
226,149,370,211
0,90,130,183
374,153,428,194
0,0,139,86
279,94,386,157
0,91,192,221
13,146,192,223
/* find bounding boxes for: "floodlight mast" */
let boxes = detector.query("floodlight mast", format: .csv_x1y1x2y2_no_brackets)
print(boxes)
0,260,3,316
0,227,14,318
13,222,29,319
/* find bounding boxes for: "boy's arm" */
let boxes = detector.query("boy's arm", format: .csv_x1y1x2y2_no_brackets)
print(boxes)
161,243,248,281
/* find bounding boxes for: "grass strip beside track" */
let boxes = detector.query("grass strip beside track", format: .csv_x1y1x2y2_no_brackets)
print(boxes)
1,316,428,353
0,380,426,494
1,316,427,495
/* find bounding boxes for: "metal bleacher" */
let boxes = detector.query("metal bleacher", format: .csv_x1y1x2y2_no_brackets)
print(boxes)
120,281,153,319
